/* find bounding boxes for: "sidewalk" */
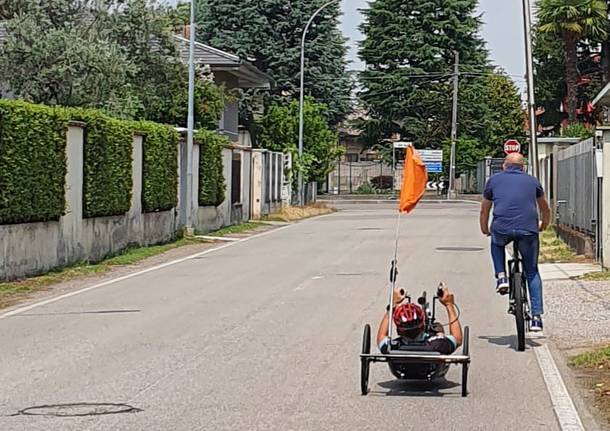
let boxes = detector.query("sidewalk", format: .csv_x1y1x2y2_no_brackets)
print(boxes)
540,262,602,281
541,262,610,349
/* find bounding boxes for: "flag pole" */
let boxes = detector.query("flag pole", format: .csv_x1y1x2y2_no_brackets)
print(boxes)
387,142,412,351
387,210,402,349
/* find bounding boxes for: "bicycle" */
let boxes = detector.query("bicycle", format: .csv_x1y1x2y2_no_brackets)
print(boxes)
507,241,531,351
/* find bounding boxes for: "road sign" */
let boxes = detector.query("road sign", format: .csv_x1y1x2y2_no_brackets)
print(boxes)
504,139,521,155
393,141,412,149
425,162,443,173
419,149,443,162
426,181,445,191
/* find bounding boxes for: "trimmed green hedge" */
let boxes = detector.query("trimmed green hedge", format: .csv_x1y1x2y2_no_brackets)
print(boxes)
70,110,134,218
138,121,179,213
197,130,227,207
0,100,69,224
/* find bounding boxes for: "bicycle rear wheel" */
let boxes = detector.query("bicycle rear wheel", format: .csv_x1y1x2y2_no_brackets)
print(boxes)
513,273,526,351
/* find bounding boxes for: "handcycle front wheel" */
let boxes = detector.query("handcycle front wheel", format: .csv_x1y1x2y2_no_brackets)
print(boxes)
513,273,526,352
361,324,371,395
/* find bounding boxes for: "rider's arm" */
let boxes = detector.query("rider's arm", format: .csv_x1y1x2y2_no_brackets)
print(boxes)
480,199,492,236
444,303,462,347
537,196,551,231
439,285,462,347
376,313,389,346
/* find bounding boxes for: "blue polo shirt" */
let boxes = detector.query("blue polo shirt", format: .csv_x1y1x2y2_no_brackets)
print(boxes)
483,166,544,234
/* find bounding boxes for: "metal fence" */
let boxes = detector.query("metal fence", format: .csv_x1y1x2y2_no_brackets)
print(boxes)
261,151,283,212
327,161,395,194
556,138,598,236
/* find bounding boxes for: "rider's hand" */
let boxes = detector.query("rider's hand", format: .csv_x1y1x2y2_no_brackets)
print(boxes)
539,220,549,232
393,288,407,306
481,226,491,236
438,283,455,307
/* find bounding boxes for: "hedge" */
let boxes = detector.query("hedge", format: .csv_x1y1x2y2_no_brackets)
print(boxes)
0,100,69,224
71,109,133,218
138,121,179,213
197,130,227,207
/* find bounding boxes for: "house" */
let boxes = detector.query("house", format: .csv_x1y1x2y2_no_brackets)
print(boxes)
173,34,272,143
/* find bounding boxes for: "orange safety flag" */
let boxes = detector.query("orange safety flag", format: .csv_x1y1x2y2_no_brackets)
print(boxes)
399,146,428,213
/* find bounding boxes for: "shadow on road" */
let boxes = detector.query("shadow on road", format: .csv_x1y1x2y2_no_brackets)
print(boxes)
478,334,542,349
370,379,461,397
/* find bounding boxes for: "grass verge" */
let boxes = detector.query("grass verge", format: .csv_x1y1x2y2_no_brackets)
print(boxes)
540,227,579,264
569,345,610,425
264,204,335,222
200,222,264,237
581,271,610,281
0,237,207,309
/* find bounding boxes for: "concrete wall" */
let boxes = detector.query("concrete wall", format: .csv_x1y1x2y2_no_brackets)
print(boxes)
0,124,176,281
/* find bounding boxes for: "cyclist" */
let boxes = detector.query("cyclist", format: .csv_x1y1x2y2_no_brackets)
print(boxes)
479,153,551,332
376,284,462,354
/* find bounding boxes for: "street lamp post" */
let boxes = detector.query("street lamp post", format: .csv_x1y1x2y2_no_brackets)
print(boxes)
298,0,340,206
185,0,196,233
522,0,539,178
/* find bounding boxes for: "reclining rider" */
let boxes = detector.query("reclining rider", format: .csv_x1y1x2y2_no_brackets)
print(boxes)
376,284,462,354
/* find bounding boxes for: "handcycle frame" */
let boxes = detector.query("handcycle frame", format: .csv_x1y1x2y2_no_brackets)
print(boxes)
507,241,531,351
360,276,471,397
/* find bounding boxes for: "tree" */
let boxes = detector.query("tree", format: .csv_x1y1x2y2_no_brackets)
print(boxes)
358,0,490,148
256,99,341,183
0,1,135,110
0,0,225,127
538,0,607,123
197,0,353,125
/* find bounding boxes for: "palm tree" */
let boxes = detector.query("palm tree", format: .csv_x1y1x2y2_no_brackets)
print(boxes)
538,0,607,123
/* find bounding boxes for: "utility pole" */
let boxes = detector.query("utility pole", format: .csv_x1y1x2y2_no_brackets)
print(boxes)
522,0,539,178
185,0,196,234
298,0,340,206
448,51,459,200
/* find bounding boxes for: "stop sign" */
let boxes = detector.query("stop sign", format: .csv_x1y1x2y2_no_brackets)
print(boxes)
504,139,521,155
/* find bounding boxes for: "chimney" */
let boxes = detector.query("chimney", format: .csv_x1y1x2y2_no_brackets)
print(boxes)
183,24,190,39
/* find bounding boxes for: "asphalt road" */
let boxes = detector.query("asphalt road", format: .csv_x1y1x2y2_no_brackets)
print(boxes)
0,203,567,430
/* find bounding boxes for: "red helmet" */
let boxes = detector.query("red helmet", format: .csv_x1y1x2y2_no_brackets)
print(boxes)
393,303,425,335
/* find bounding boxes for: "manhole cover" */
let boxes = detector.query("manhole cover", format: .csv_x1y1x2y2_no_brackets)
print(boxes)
13,403,141,417
436,246,485,252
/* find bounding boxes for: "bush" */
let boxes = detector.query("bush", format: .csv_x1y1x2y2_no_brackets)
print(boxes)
138,121,179,213
197,130,227,207
0,100,69,224
355,183,376,195
71,109,133,218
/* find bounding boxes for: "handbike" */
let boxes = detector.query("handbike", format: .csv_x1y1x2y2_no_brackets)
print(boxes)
360,284,471,397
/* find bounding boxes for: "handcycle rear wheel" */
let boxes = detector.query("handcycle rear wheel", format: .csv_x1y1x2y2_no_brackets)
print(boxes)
513,273,526,352
361,324,371,395
461,325,470,397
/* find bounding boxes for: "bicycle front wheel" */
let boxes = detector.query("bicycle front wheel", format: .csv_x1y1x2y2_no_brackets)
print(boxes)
513,273,526,351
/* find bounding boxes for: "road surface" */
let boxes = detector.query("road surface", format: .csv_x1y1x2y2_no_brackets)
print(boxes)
0,203,581,430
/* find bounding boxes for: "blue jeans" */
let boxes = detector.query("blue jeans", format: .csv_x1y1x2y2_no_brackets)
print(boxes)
490,230,543,316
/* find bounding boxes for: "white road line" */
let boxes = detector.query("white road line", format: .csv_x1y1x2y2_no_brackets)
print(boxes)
0,224,294,320
534,344,585,431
